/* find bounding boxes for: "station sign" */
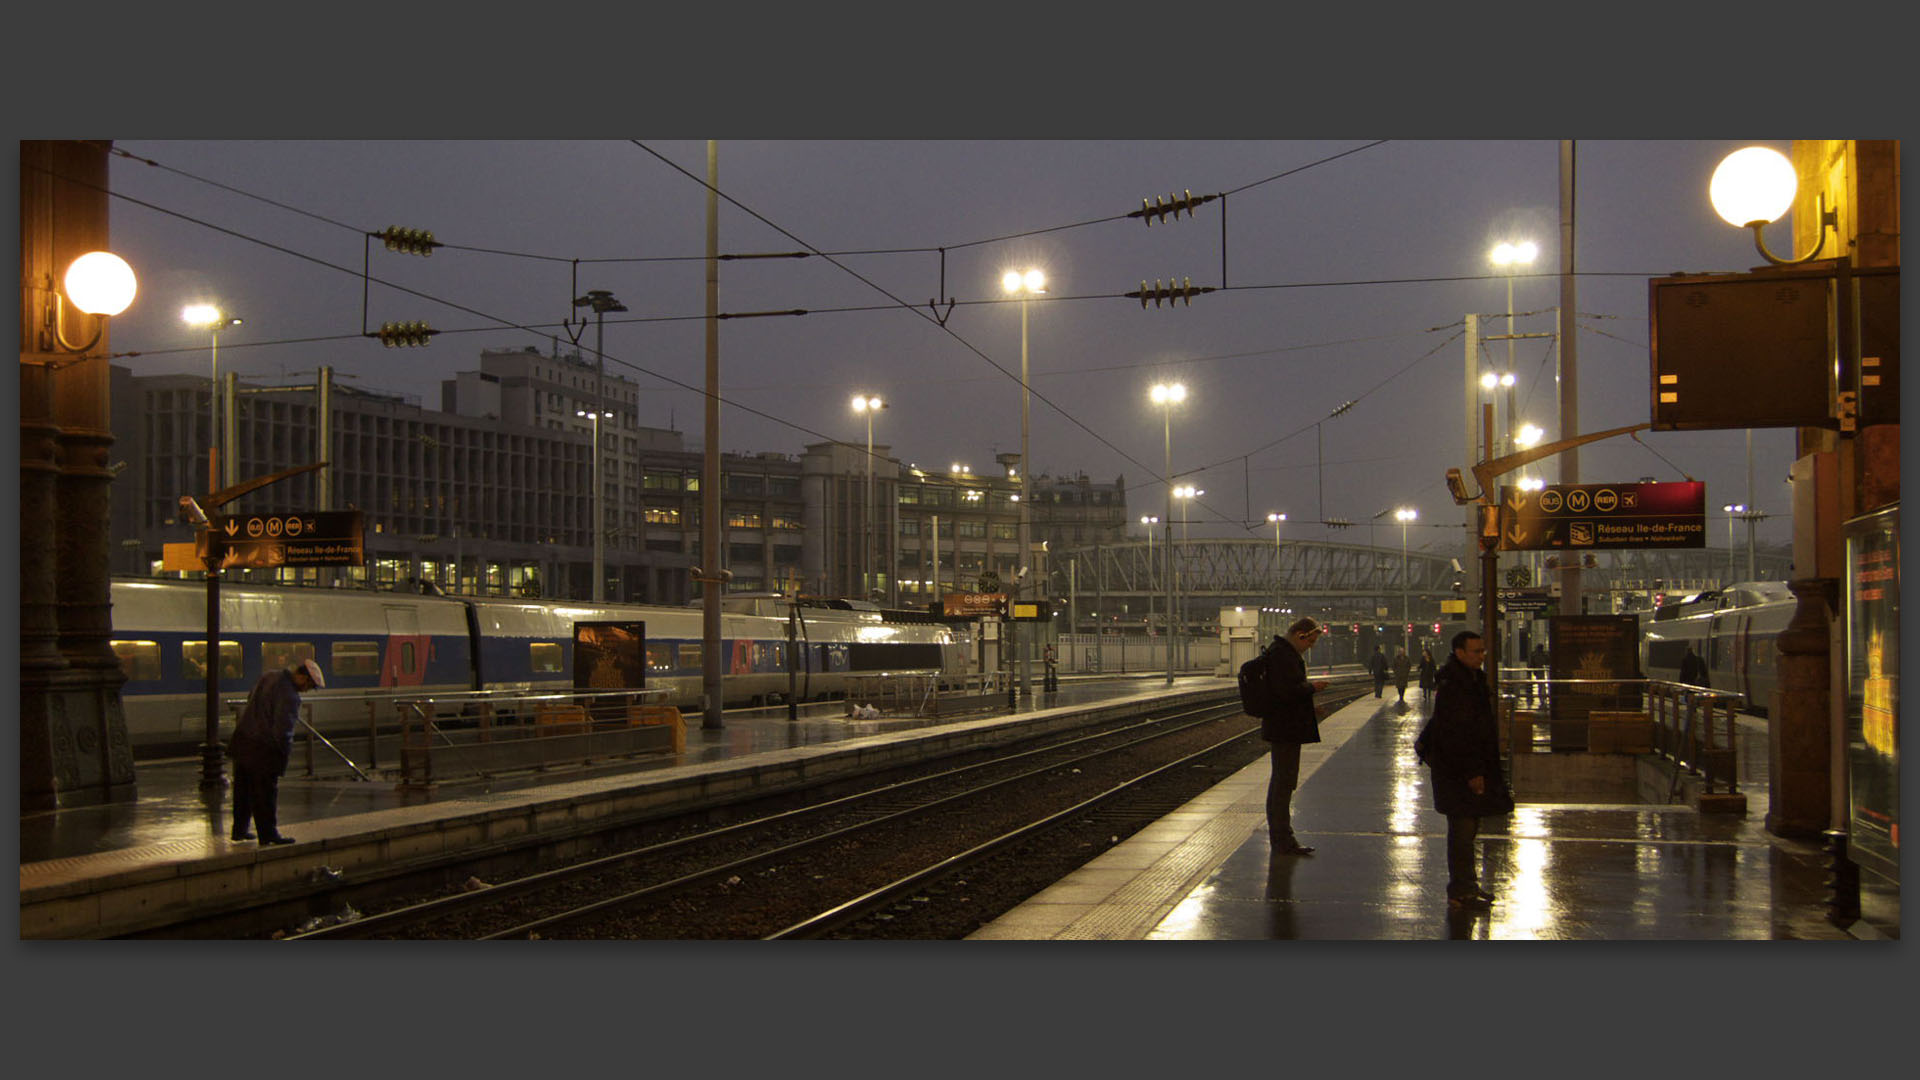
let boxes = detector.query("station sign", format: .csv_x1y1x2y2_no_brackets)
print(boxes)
1497,588,1553,614
206,510,365,568
1498,481,1704,551
1007,600,1049,622
940,592,1007,619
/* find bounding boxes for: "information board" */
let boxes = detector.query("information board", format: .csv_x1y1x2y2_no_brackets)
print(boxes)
1499,481,1704,551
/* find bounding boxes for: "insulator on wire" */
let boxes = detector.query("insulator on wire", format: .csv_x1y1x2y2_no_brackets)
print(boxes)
1127,189,1217,226
374,321,437,347
376,226,439,257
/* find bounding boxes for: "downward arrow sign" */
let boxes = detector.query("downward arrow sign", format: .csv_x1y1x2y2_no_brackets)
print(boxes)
224,520,239,536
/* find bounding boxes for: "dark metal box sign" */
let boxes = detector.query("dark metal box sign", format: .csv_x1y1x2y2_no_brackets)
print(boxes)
208,510,365,567
1498,481,1704,551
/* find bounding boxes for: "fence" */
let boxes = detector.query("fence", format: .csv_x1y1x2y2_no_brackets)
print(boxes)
1495,675,1744,796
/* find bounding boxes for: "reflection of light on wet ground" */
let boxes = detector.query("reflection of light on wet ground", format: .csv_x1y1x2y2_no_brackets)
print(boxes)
1387,834,1427,905
1156,885,1218,935
1489,834,1554,939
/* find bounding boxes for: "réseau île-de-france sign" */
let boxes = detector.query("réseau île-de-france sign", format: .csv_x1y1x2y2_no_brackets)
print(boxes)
1498,481,1704,552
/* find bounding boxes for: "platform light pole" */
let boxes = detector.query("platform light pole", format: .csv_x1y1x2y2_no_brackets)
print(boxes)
573,290,625,601
852,394,885,599
1267,512,1286,597
1174,484,1202,674
1395,507,1417,652
1150,382,1185,686
183,305,242,488
578,409,612,600
1003,268,1046,702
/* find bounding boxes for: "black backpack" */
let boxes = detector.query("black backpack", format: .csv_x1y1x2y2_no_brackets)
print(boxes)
1237,643,1278,717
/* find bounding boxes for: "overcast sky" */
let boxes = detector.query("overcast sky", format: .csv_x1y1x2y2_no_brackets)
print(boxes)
101,138,1805,552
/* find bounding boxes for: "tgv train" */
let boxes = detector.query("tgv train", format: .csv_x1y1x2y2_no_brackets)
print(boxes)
1641,581,1795,716
108,578,973,756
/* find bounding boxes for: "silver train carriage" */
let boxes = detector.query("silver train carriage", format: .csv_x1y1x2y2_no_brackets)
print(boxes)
1640,581,1794,716
108,579,972,755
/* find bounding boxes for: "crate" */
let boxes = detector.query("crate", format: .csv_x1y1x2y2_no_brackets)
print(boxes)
534,703,590,735
628,705,686,754
1587,711,1652,755
1508,711,1539,754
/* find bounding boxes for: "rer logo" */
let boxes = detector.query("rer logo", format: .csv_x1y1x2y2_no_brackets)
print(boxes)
1593,488,1618,512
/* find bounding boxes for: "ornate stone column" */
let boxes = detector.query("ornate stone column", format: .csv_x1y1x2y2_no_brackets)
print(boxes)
19,139,136,811
1768,577,1833,837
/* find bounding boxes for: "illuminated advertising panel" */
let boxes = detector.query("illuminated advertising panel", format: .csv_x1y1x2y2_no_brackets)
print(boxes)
1844,506,1899,883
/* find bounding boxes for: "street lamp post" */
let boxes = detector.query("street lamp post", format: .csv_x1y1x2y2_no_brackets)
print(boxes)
1140,515,1158,640
1150,382,1185,686
1174,484,1202,674
182,305,243,489
1004,268,1046,702
573,290,626,601
852,394,885,600
578,409,612,599
1267,512,1286,598
1396,507,1417,652
1721,503,1746,584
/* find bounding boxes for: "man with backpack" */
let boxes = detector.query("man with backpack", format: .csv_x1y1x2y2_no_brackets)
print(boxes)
1243,617,1325,856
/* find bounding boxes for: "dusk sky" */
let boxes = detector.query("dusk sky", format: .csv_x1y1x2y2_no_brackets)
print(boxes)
102,139,1804,556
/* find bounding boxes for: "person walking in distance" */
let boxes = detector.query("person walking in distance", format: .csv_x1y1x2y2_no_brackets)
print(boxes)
1369,644,1388,698
227,658,325,845
1391,646,1412,704
1259,617,1326,856
1416,630,1512,910
1417,647,1437,695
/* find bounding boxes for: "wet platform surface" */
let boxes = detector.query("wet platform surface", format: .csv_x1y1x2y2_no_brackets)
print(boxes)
18,673,1222,865
973,689,1898,941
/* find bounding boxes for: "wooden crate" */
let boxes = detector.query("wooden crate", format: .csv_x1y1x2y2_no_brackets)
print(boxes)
628,705,686,754
1586,711,1652,754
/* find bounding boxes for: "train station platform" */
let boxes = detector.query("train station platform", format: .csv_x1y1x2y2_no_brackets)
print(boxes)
17,673,1233,938
969,689,1898,941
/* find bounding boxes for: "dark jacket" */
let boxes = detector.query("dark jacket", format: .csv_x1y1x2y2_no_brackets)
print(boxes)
1678,650,1708,688
1417,653,1436,689
227,668,304,776
1369,649,1388,682
1391,651,1411,691
1419,655,1509,817
1259,640,1321,745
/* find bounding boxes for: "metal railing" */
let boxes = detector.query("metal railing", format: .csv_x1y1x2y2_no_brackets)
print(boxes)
846,670,1009,719
1494,675,1743,797
389,687,676,789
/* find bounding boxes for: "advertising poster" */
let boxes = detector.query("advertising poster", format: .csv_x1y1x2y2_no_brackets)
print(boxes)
1844,507,1899,883
1548,614,1642,750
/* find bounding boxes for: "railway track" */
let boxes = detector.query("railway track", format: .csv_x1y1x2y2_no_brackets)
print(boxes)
289,681,1367,940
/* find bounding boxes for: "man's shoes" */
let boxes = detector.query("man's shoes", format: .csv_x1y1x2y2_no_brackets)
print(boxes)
1275,842,1316,856
1471,887,1496,903
230,832,254,842
1448,894,1492,911
261,834,296,846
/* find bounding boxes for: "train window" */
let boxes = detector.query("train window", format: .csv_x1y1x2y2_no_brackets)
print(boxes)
646,643,674,672
183,640,244,682
262,641,316,674
529,642,563,674
332,641,381,678
678,643,702,670
110,640,162,683
398,641,417,675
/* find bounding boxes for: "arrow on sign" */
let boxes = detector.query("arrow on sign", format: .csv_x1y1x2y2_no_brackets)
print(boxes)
224,520,239,536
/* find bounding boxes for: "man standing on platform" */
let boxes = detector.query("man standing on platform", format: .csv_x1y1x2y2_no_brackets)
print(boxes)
227,658,324,845
1418,630,1511,910
1260,617,1325,856
1369,645,1388,698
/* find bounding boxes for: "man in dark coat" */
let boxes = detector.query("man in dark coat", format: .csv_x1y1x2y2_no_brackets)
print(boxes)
1259,617,1325,856
1418,630,1509,910
227,658,324,845
1368,645,1388,697
1391,647,1412,703
1678,644,1709,688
